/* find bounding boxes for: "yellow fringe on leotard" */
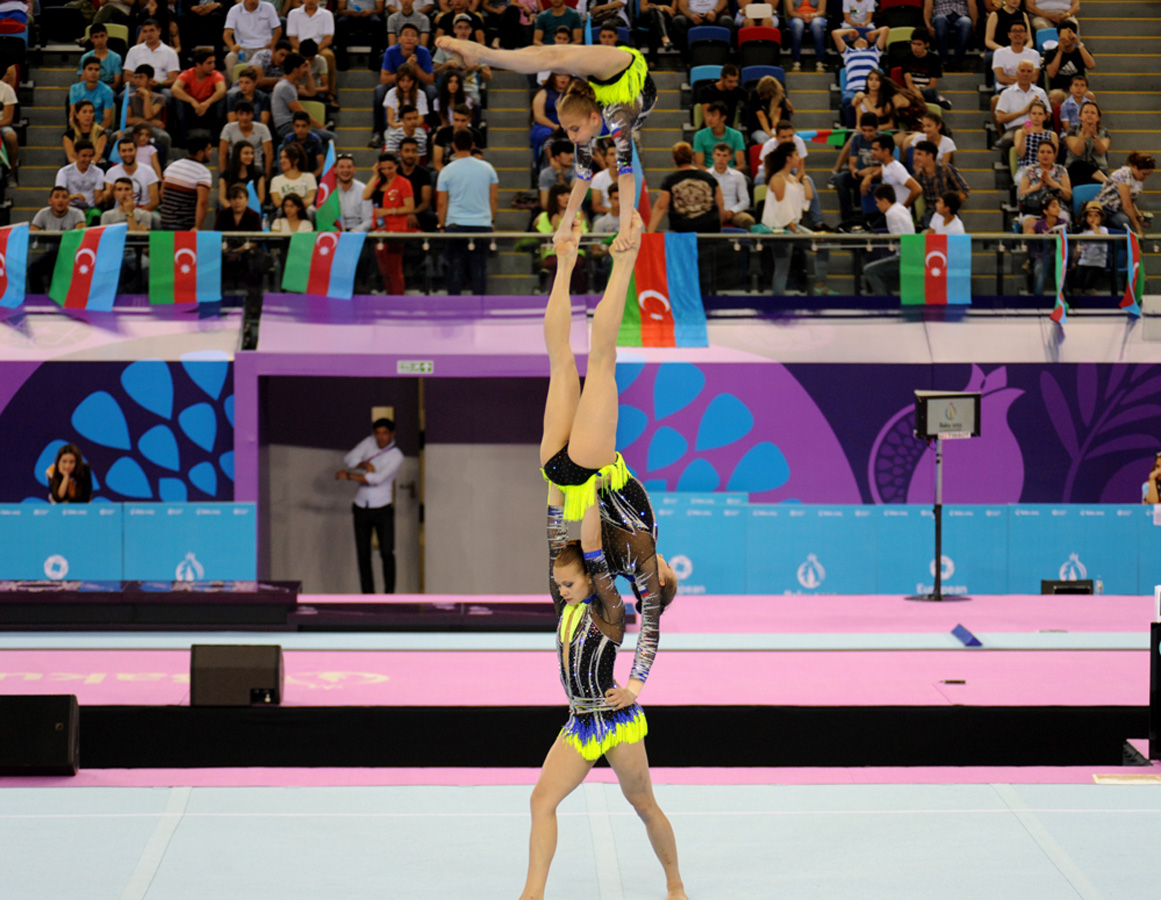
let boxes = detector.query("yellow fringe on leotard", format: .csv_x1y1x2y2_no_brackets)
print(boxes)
542,453,631,522
561,707,648,761
590,47,648,108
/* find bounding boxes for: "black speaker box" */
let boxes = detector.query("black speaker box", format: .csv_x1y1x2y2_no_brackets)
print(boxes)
190,645,284,707
0,695,79,775
1041,579,1094,595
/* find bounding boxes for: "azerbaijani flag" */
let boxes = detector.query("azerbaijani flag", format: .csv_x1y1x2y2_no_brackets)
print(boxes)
48,223,127,311
281,231,366,299
1050,232,1068,325
900,233,971,305
1120,230,1144,318
148,231,222,305
247,181,262,215
0,222,29,309
796,129,850,148
617,232,707,348
315,142,341,233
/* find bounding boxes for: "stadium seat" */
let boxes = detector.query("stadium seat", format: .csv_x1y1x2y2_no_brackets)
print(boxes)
1035,28,1058,52
885,27,914,70
749,143,763,177
737,26,780,69
1071,183,1100,220
740,65,785,92
686,64,722,127
689,26,733,69
84,22,128,58
879,0,923,30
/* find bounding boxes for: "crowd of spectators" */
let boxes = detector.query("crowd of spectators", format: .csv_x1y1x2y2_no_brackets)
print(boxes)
3,0,1151,298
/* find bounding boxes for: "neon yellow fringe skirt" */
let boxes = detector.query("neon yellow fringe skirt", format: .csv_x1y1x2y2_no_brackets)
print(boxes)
542,452,631,523
561,703,648,761
590,47,648,107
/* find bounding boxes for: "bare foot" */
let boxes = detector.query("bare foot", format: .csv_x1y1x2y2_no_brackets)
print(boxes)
435,36,484,69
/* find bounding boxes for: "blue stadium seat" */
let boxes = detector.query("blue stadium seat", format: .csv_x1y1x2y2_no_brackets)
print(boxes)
1071,183,1100,220
740,65,784,91
1035,28,1058,52
689,26,733,69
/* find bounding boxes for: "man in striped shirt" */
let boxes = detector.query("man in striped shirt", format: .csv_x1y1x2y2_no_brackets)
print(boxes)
836,27,887,128
159,135,214,231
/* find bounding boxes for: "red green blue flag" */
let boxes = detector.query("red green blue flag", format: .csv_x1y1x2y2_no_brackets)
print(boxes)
900,233,971,305
617,232,707,347
1120,231,1143,318
48,223,127,311
315,142,341,233
796,129,850,147
1050,232,1068,325
281,231,366,299
0,222,29,309
148,231,222,305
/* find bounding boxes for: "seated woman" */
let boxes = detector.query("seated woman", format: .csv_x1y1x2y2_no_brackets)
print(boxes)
45,444,92,504
1096,151,1156,236
744,74,794,146
270,144,317,209
1019,139,1072,227
436,38,655,249
1012,99,1054,183
63,100,107,163
905,111,958,166
384,65,430,147
219,141,266,210
852,70,898,133
529,208,684,900
1063,102,1111,188
761,140,832,296
434,68,473,129
637,0,676,61
784,0,829,72
271,193,314,233
530,72,572,166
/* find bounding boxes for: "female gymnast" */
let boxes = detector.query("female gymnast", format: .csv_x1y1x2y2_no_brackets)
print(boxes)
523,212,685,900
435,38,655,252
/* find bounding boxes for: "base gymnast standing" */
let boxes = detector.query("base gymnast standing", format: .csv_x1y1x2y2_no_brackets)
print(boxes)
434,38,655,251
520,212,686,900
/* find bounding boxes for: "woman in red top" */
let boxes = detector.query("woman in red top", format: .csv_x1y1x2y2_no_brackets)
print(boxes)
364,151,415,295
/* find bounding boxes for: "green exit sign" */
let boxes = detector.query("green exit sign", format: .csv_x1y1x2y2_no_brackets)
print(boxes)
397,360,434,374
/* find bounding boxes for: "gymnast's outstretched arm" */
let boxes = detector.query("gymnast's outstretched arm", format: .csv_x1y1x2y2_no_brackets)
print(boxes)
434,38,631,82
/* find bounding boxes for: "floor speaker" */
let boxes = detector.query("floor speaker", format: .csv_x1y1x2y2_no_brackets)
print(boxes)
190,645,285,707
0,695,79,775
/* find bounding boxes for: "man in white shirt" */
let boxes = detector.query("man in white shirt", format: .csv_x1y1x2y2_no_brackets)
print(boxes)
123,18,181,93
224,0,283,82
334,153,374,231
929,191,966,234
707,142,753,228
865,183,916,294
105,136,161,211
863,133,921,207
288,0,337,96
991,21,1041,95
994,61,1050,152
337,417,405,593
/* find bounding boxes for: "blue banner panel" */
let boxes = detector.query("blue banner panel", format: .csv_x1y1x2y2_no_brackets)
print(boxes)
746,505,878,594
1142,506,1161,596
654,494,747,594
122,503,256,581
0,504,122,580
874,506,1009,596
1008,505,1139,594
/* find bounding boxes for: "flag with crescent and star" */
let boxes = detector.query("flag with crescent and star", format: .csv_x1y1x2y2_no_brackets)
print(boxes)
617,232,707,347
900,233,971,305
148,231,222,305
1120,230,1144,318
48,223,127,311
1050,232,1068,325
281,231,367,299
315,142,341,233
0,222,29,309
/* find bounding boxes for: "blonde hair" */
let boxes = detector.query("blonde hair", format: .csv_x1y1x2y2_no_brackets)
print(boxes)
757,75,784,107
557,79,600,119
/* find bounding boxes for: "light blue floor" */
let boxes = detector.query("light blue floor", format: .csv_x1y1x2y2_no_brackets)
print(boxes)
0,631,1147,652
3,783,1161,899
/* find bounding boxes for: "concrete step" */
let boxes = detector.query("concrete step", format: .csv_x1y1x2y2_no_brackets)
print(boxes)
1081,17,1161,37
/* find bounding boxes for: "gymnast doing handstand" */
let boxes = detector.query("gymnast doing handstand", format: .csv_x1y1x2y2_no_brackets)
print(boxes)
517,212,685,900
434,38,655,252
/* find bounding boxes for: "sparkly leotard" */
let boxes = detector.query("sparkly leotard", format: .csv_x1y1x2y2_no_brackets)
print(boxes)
548,504,659,760
573,47,657,185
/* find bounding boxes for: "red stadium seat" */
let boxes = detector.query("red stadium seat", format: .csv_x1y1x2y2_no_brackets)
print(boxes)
738,26,781,69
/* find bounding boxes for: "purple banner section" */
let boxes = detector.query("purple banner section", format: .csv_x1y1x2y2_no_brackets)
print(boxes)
0,360,235,503
616,362,1161,505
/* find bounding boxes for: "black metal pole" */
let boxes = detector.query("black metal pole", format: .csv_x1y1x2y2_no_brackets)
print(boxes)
933,437,943,601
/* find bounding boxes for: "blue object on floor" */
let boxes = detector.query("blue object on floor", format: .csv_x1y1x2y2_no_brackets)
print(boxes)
952,624,982,647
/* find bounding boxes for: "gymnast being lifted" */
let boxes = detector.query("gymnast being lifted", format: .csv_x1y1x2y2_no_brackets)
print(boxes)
435,38,655,252
519,212,685,900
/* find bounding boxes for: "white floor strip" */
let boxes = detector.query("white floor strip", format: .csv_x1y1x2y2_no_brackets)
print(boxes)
119,786,191,900
584,783,625,900
993,784,1108,900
